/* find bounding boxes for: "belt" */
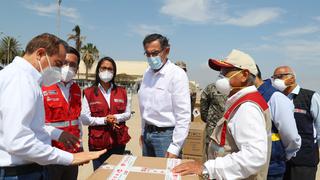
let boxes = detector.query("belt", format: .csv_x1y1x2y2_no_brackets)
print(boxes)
46,119,79,128
0,163,44,176
272,133,281,141
145,124,174,132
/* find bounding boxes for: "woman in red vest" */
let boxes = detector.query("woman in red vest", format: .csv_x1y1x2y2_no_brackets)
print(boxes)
81,57,131,170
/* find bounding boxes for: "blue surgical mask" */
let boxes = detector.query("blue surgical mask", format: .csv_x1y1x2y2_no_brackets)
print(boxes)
147,56,163,70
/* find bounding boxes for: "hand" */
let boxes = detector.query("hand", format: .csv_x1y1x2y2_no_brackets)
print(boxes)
165,152,178,159
71,149,107,165
58,131,80,150
172,161,203,176
105,115,117,124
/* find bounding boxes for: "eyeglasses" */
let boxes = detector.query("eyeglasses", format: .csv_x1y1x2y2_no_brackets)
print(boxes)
271,73,293,79
144,49,163,57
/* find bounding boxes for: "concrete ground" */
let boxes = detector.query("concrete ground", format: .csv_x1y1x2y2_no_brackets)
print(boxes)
77,94,320,180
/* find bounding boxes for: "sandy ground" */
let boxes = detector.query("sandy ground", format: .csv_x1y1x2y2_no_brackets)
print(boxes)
77,94,320,180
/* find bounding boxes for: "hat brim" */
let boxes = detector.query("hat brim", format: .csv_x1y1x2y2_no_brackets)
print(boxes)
208,59,235,71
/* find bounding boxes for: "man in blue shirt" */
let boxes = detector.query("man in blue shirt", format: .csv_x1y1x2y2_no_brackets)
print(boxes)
273,66,320,180
255,65,301,180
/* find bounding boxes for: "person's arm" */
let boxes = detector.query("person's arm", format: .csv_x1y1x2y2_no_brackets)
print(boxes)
204,103,268,179
79,96,105,126
200,86,210,122
113,94,132,123
270,92,301,160
310,92,320,145
1,77,73,165
167,71,191,156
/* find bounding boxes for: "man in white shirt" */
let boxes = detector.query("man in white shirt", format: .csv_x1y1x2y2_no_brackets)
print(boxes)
138,33,191,158
0,33,105,180
173,49,272,180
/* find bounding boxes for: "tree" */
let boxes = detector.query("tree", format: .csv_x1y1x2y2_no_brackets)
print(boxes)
81,43,99,80
0,36,21,65
67,25,85,52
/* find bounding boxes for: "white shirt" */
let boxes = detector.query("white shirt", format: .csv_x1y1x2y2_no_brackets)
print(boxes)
204,86,269,180
80,84,131,125
0,57,73,166
138,60,191,156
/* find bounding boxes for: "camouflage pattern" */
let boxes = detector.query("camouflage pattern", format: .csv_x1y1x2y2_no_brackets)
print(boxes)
200,83,227,145
189,82,197,121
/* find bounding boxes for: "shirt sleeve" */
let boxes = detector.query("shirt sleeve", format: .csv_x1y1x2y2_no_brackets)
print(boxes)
270,92,301,160
1,76,73,165
310,92,320,144
44,125,63,141
204,102,268,179
79,96,106,126
167,71,191,155
114,94,132,123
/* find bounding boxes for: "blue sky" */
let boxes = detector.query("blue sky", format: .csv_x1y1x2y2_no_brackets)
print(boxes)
1,0,320,91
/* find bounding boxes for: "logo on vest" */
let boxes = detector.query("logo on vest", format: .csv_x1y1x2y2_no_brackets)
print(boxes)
114,99,124,103
294,108,307,114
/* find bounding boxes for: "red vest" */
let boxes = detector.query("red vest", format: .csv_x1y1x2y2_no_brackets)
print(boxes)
42,83,82,153
83,85,131,151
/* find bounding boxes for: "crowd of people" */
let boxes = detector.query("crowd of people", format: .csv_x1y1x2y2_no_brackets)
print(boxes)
0,32,319,180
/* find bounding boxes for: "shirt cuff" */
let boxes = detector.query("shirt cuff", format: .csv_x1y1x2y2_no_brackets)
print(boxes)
204,160,215,180
95,117,106,125
51,128,63,141
167,143,181,156
114,114,121,123
54,148,74,165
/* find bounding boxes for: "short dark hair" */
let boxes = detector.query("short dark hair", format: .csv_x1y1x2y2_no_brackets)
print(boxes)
67,46,81,65
143,33,170,49
25,33,67,56
256,64,262,79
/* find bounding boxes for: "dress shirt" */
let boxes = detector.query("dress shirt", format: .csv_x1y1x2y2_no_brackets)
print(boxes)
204,86,268,179
57,81,73,101
80,84,131,125
138,60,191,156
288,85,320,143
0,57,73,166
258,80,301,160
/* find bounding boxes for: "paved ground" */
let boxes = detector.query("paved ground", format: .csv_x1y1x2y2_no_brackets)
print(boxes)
77,94,320,180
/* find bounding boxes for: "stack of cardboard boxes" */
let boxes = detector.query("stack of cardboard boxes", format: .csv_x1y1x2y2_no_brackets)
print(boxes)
182,97,207,163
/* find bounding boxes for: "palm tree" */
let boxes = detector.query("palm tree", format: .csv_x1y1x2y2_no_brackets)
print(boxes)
0,36,21,65
81,43,99,80
67,25,85,52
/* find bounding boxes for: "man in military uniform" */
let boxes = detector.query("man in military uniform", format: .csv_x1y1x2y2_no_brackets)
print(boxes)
200,83,227,158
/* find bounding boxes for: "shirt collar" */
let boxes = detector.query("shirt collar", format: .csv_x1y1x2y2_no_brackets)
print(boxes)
290,85,300,95
14,56,42,85
226,85,258,109
58,80,74,89
98,83,113,94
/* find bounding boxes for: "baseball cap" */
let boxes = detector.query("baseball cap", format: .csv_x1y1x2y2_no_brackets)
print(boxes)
208,49,258,75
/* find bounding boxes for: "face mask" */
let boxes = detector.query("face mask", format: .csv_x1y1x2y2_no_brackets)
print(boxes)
61,65,76,83
99,70,114,83
215,70,244,96
272,78,287,92
147,56,163,70
38,54,62,86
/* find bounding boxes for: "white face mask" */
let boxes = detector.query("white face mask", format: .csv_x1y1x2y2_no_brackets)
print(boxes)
39,54,62,86
61,65,76,83
215,70,244,96
99,70,114,83
272,78,287,92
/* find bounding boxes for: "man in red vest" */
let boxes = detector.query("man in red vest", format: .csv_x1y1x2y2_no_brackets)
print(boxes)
42,46,82,180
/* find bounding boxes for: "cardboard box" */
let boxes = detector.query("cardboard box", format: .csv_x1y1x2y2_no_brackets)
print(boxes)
183,122,206,156
87,155,199,180
182,154,206,163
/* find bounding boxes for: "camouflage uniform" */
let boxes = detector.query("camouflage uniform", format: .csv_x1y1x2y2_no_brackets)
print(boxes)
189,82,197,121
200,83,227,158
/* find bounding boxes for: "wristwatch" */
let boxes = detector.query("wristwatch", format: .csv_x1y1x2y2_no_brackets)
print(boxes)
200,165,210,180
